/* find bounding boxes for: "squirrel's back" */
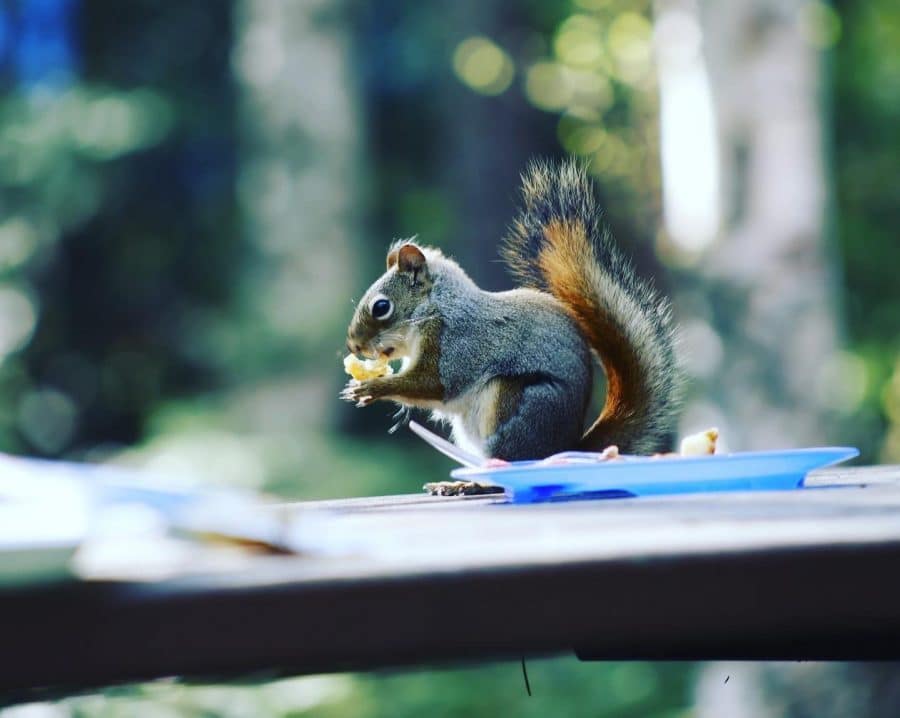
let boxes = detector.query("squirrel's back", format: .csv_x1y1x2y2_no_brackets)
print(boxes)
502,159,682,454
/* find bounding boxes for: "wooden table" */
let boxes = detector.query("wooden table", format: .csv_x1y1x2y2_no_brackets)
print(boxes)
3,464,900,699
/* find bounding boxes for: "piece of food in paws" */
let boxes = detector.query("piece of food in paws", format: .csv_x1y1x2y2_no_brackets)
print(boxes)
343,353,393,381
679,427,719,456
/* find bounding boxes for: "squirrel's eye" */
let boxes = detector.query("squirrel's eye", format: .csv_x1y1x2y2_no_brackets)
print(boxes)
371,298,393,320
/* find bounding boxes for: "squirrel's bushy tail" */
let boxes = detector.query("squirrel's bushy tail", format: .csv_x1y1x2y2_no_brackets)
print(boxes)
501,159,682,454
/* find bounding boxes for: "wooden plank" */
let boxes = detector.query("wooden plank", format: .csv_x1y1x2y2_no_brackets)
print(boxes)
3,537,900,696
805,463,900,486
264,485,900,585
286,464,900,513
4,466,900,697
286,491,503,512
81,469,900,586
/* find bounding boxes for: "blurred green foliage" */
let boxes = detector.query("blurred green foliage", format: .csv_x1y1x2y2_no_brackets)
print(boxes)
832,0,900,462
0,0,241,456
0,0,896,715
46,658,693,718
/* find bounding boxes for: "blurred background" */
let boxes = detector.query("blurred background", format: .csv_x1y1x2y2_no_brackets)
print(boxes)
0,0,897,715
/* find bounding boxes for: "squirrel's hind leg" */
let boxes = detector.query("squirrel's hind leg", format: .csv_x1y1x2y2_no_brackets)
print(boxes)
482,376,585,462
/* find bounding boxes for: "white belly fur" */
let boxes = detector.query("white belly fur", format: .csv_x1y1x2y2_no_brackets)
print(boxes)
428,380,501,460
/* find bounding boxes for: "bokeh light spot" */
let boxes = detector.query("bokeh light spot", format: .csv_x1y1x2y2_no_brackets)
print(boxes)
589,131,629,176
71,88,174,160
608,12,654,85
0,286,37,362
0,218,38,270
558,119,608,156
525,62,573,111
574,0,612,9
799,1,842,49
452,36,515,96
608,662,659,704
817,351,869,413
18,387,78,454
881,356,900,424
680,318,724,379
555,15,606,69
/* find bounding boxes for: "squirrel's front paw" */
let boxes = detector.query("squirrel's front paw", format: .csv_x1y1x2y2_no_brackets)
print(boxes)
340,380,379,407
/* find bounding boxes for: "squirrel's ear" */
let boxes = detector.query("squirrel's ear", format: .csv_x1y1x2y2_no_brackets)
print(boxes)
386,247,399,270
396,243,428,282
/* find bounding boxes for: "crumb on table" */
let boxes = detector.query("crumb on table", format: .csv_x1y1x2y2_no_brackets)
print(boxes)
679,427,719,456
423,481,505,497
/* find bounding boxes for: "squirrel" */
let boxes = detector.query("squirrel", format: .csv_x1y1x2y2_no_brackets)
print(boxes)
341,159,682,461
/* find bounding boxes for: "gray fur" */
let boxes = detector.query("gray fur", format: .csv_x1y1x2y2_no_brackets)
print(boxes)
427,256,592,459
484,380,588,461
428,257,589,399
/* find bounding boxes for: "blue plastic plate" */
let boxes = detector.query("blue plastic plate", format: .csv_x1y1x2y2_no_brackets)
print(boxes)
450,447,859,503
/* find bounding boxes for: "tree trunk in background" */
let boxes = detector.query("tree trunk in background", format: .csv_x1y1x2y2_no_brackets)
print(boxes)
685,1,891,715
233,0,363,422
674,0,841,451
